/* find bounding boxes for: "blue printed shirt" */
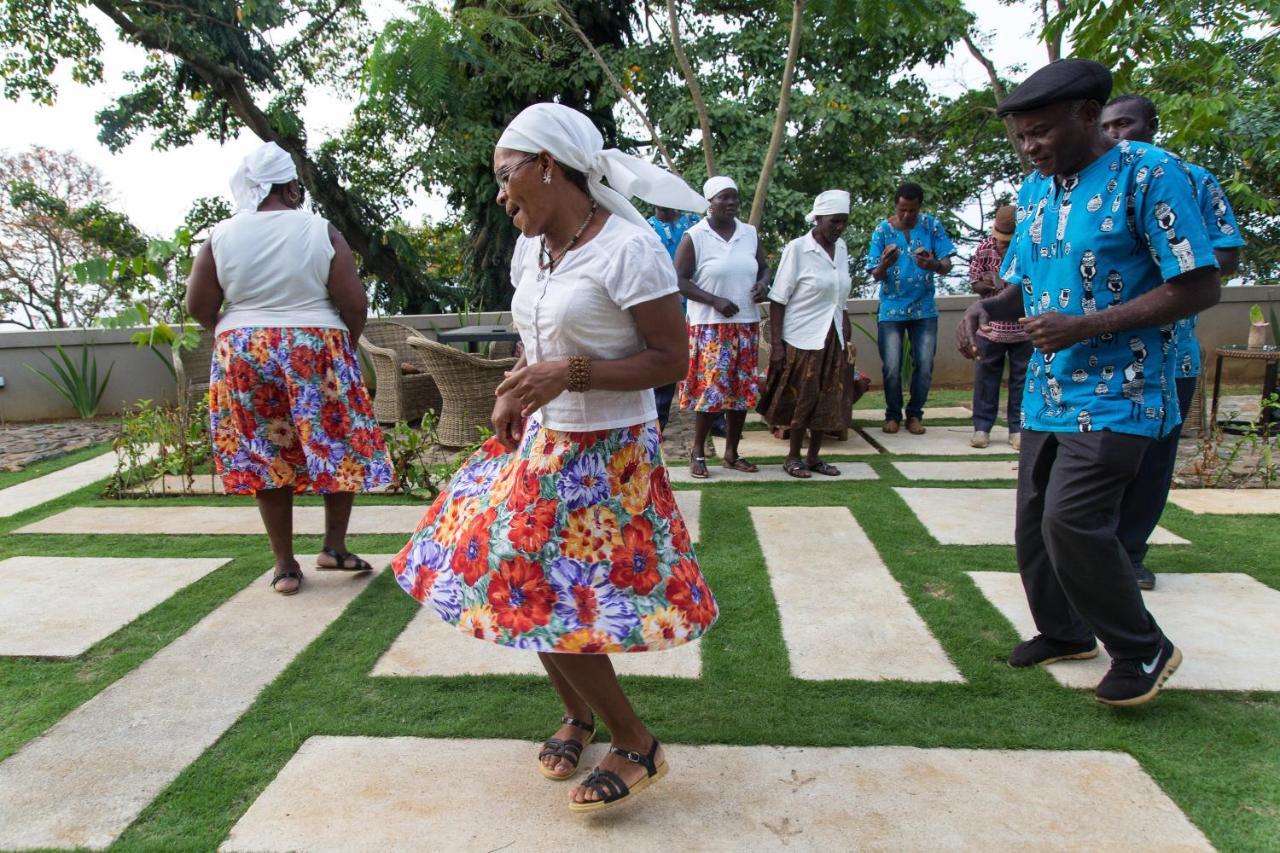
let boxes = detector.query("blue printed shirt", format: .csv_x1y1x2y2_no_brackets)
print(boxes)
1172,162,1246,378
865,213,955,321
1001,140,1217,438
647,213,700,260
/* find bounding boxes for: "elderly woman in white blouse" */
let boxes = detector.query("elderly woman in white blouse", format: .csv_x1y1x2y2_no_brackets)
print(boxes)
757,190,855,478
392,104,718,815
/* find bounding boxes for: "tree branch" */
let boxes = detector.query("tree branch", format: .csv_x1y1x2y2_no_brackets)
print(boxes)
963,31,1032,174
750,0,805,227
665,0,716,176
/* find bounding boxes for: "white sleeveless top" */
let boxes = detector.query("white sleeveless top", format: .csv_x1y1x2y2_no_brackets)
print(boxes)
510,216,679,431
684,218,760,326
210,210,342,335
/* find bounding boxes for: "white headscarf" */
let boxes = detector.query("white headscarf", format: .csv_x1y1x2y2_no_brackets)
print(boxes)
805,189,850,223
229,142,298,213
496,103,707,229
702,175,738,202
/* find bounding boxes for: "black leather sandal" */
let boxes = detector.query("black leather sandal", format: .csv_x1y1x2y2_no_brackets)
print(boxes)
315,546,374,572
569,738,668,813
270,566,303,596
539,715,595,781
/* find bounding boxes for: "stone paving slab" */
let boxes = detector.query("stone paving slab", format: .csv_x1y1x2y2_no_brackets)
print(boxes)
894,488,1189,546
871,424,1012,456
17,505,430,536
750,506,962,682
891,460,1019,481
1166,488,1280,515
0,447,155,518
851,405,975,422
733,428,877,458
670,462,877,485
0,556,229,657
971,571,1280,691
0,557,392,851
372,610,703,678
221,736,1210,852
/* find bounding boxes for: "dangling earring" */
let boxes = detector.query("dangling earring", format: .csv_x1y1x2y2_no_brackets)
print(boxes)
542,170,552,185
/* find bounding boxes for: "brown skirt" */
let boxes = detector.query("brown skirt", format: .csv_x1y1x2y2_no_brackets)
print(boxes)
757,325,848,431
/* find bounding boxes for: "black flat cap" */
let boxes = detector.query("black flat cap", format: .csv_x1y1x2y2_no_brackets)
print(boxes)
997,59,1112,117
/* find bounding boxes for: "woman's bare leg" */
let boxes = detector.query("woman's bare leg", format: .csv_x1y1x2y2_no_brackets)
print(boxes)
255,487,298,592
805,429,826,465
538,654,596,776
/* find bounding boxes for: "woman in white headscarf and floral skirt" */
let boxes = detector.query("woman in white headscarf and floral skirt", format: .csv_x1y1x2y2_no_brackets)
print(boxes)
391,103,718,814
758,190,856,478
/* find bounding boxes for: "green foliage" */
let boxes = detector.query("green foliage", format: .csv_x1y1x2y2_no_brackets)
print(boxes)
25,341,115,418
383,410,484,499
107,397,213,497
1051,0,1280,281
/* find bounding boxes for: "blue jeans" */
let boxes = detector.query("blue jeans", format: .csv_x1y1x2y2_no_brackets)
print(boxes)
878,317,938,422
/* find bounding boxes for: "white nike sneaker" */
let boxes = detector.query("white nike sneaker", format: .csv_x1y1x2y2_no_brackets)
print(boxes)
970,430,989,448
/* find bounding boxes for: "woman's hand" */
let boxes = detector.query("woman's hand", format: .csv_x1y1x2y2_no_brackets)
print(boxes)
714,297,740,318
491,392,526,451
495,359,570,418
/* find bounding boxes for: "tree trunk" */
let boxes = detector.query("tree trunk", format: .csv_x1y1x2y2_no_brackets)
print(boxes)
750,0,805,227
963,32,1033,174
665,0,716,176
89,0,429,304
1041,0,1065,62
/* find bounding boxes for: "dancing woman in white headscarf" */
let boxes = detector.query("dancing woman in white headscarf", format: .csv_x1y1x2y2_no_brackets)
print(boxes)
391,103,718,813
758,190,857,478
186,142,390,596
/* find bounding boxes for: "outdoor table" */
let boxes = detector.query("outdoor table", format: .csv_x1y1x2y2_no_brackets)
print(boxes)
435,325,521,353
1209,344,1280,434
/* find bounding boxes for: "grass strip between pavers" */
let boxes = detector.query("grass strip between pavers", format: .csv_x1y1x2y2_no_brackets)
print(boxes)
0,457,1277,851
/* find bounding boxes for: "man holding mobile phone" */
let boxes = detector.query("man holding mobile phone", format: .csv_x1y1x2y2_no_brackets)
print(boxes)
866,182,956,435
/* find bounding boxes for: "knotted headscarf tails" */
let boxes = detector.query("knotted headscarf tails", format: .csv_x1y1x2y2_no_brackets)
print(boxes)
229,142,298,213
496,103,707,229
805,189,850,223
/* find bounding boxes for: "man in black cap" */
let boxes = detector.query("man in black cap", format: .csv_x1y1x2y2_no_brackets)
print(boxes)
956,59,1222,706
1100,94,1246,591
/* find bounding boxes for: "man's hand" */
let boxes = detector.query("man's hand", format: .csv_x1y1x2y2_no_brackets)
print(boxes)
1018,312,1091,354
913,248,937,271
714,297,740,318
495,360,570,418
880,244,900,265
956,300,990,360
490,393,526,451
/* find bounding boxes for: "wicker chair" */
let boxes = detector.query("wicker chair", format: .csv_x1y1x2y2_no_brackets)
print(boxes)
173,333,217,413
359,320,443,425
408,336,518,447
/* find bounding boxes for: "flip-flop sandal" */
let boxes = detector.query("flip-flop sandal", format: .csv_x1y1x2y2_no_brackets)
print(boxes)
316,546,374,572
689,454,710,479
721,456,759,473
270,566,303,596
539,715,596,781
782,458,812,479
569,738,668,813
806,460,840,476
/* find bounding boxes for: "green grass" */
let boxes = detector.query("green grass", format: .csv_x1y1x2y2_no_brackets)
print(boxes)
0,455,1277,850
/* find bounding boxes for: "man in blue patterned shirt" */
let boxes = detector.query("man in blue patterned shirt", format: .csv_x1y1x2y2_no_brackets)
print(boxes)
957,59,1222,706
866,183,956,435
1102,94,1246,590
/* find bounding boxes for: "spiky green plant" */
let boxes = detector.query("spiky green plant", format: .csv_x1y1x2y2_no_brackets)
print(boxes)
26,342,115,419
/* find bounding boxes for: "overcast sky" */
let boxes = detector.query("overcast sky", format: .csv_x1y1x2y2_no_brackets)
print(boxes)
0,0,1049,236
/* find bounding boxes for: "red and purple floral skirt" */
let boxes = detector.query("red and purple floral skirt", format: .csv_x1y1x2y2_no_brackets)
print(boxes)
392,418,717,653
678,322,761,412
210,327,391,495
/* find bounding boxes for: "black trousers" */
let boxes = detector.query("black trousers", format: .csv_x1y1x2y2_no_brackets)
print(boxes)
1116,376,1197,569
972,337,1033,433
1015,429,1164,660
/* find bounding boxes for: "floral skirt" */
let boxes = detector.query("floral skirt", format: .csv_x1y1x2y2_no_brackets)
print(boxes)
678,322,761,412
210,327,391,495
392,418,717,653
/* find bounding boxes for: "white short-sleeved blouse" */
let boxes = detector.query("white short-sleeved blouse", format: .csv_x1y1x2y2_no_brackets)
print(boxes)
684,218,760,326
768,232,851,351
510,215,679,431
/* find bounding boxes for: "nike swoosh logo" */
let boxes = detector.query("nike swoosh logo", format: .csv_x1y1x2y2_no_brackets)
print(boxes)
1141,652,1162,675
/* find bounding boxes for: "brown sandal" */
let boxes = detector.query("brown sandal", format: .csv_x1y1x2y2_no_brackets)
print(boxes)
806,460,840,476
689,453,710,479
721,456,759,473
783,458,812,479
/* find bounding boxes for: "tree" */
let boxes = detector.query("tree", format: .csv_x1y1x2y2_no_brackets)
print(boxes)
0,0,436,305
0,146,146,328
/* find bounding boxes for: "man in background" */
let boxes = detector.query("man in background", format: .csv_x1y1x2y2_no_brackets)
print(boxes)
866,182,955,435
1101,94,1245,590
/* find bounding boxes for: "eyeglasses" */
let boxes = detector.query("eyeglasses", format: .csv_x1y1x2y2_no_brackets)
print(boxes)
495,154,539,191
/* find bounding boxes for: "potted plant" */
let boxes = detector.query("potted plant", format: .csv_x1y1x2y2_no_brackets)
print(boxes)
1248,304,1273,349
